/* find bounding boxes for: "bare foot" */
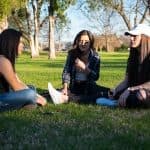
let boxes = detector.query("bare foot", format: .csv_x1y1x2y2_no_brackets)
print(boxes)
61,94,69,103
36,94,47,106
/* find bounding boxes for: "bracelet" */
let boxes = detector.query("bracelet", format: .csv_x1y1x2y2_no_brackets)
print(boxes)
127,87,131,91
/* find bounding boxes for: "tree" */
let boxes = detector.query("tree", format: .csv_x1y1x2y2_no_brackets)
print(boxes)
27,0,42,57
48,0,76,59
55,16,71,51
9,0,47,57
78,1,116,51
82,0,149,30
0,0,41,57
8,0,75,58
78,0,149,51
1,0,77,58
0,0,25,32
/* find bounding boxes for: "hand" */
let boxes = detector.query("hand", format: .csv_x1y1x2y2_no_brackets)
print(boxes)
137,89,147,101
118,89,130,107
61,88,70,96
108,89,117,99
75,58,86,70
36,94,47,106
128,86,141,91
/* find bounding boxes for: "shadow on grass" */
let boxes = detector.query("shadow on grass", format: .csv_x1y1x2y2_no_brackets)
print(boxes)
18,61,65,69
0,106,149,149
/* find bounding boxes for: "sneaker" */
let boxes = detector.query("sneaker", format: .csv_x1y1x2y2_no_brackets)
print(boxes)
96,97,118,107
48,82,63,104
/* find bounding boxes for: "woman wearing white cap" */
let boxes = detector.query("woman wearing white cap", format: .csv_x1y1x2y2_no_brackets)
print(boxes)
111,24,150,108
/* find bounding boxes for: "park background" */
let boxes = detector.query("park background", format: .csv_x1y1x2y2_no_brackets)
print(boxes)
0,0,150,58
0,0,150,149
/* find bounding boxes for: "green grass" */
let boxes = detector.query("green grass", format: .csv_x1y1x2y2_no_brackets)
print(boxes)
0,52,150,150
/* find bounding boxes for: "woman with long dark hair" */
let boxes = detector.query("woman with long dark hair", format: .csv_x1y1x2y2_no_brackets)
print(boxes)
111,24,150,107
48,30,109,104
0,29,47,110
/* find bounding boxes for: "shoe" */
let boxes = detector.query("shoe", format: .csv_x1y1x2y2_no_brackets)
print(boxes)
96,97,118,107
48,82,62,104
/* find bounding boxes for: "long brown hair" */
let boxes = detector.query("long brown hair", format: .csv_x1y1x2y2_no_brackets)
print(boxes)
0,29,22,70
69,30,95,59
127,34,150,86
0,29,22,92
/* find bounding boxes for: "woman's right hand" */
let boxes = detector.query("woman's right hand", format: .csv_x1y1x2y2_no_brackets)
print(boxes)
61,88,68,95
118,89,130,107
75,58,86,70
108,89,116,99
62,83,69,95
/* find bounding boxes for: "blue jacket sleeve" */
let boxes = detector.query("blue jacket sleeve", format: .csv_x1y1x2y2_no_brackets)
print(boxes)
62,53,72,84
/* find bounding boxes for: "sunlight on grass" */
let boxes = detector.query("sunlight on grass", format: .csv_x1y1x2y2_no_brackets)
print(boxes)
0,52,149,150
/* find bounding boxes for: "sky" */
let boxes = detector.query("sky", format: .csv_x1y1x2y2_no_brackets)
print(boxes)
61,1,150,42
62,5,98,42
62,4,126,42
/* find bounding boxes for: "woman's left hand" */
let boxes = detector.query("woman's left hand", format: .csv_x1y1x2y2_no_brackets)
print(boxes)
137,89,147,101
118,89,130,107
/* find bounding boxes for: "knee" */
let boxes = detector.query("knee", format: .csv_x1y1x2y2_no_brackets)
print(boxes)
126,89,149,108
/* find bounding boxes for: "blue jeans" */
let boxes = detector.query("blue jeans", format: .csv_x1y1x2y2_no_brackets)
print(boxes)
0,88,37,109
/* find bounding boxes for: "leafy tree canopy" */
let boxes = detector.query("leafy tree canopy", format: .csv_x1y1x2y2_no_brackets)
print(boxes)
0,0,25,20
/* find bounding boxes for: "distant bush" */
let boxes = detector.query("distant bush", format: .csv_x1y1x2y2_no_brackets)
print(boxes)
114,44,128,52
101,46,107,52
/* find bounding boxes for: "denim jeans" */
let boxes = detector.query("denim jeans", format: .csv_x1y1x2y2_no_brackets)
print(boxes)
0,88,37,110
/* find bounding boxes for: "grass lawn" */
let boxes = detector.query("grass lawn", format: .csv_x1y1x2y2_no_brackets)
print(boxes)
0,52,149,150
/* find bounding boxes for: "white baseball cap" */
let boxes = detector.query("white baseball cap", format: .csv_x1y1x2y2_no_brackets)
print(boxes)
125,24,150,37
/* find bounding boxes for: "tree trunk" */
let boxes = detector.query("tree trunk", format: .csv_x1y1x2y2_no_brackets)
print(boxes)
48,15,56,59
25,1,39,58
48,0,56,59
30,35,36,57
31,0,39,57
